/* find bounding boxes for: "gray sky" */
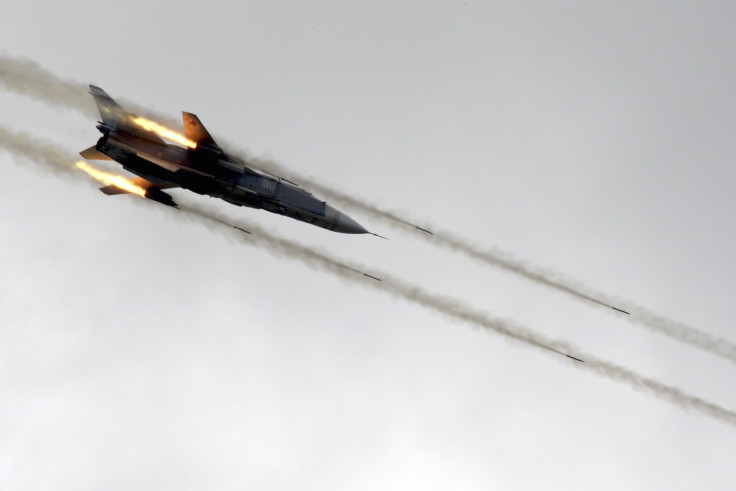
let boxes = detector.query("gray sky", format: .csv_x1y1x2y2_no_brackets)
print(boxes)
2,1,736,489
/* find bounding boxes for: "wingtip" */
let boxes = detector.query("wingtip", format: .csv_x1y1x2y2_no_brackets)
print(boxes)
566,354,585,363
415,226,434,235
370,232,389,240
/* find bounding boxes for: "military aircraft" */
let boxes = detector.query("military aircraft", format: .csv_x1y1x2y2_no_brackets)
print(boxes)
79,85,369,234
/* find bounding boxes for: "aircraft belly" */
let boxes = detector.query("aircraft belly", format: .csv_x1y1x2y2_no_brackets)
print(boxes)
134,152,180,172
111,140,183,173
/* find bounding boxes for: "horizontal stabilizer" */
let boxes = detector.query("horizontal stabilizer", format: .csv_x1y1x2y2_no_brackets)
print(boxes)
99,185,129,196
80,145,112,160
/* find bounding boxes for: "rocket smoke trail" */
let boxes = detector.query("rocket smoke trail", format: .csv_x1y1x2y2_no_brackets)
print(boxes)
0,125,81,180
178,201,736,430
1,129,735,429
0,53,96,116
2,51,736,366
0,51,179,127
231,160,736,369
224,152,736,367
370,216,736,367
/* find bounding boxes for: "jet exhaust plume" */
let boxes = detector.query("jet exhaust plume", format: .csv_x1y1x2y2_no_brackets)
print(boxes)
174,201,736,430
3,53,735,366
0,125,151,199
131,116,197,149
75,160,146,196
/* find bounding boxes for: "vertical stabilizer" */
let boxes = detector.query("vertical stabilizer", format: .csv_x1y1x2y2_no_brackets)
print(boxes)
88,85,165,144
183,112,222,153
89,85,128,128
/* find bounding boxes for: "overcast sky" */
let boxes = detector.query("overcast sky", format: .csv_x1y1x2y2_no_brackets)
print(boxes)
2,1,736,489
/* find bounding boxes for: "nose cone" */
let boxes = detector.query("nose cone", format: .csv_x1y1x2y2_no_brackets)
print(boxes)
334,211,368,234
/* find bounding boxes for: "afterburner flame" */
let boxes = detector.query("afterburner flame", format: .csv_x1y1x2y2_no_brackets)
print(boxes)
132,116,197,148
75,161,146,197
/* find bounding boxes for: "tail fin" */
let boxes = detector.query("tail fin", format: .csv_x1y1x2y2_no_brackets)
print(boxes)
88,85,165,144
89,85,128,128
183,112,222,153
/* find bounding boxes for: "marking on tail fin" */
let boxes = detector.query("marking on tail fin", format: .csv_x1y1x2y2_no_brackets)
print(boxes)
183,112,222,153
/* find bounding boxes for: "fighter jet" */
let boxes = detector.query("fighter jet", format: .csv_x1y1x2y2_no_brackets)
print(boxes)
80,85,369,234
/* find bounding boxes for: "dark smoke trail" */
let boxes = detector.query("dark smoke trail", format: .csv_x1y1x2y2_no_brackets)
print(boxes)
3,52,735,366
177,200,736,429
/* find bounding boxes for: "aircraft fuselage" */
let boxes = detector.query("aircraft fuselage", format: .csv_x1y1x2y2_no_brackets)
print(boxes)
95,127,365,233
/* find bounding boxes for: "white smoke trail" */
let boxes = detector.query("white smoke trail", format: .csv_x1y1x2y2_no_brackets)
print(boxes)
0,52,96,116
0,125,81,180
1,128,735,430
178,201,736,429
3,52,735,366
410,224,736,366
0,52,179,127
231,160,736,367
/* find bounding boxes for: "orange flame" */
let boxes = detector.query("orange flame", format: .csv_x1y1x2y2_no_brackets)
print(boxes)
75,161,147,197
131,116,197,149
